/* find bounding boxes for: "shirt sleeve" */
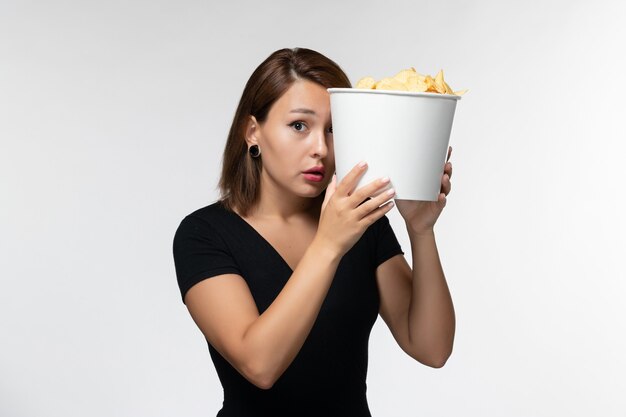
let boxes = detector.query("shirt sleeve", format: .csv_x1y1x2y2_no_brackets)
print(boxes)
172,215,242,304
374,214,405,267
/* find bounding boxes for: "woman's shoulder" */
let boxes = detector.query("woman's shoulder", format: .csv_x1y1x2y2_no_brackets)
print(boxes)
173,200,244,254
185,199,229,220
175,200,236,233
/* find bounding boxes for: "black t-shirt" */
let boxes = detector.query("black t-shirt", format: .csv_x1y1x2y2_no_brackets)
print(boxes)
173,200,404,417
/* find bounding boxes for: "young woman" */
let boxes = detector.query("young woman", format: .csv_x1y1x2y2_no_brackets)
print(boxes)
173,47,455,417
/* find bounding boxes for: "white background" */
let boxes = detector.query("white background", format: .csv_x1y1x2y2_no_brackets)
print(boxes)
1,0,625,416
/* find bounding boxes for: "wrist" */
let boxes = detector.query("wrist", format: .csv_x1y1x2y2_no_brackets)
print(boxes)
406,224,435,239
309,235,343,265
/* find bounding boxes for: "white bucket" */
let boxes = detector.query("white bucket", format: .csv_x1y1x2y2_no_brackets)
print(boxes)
328,88,461,201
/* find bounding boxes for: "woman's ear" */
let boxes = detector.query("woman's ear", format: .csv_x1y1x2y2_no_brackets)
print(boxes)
245,115,260,147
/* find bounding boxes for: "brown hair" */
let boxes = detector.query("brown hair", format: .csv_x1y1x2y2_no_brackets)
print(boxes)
218,47,352,216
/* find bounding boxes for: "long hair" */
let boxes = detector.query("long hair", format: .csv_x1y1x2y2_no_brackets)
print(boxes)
218,47,352,216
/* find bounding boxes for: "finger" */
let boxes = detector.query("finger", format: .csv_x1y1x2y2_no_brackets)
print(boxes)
445,161,453,180
336,161,368,197
359,199,395,226
446,146,452,162
350,176,392,207
356,187,396,218
440,174,451,195
435,192,447,208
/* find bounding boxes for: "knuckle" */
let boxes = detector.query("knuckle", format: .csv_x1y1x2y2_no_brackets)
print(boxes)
352,190,369,204
377,191,394,203
365,214,377,227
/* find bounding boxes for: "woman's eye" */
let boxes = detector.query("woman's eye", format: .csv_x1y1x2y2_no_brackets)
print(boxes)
289,121,307,132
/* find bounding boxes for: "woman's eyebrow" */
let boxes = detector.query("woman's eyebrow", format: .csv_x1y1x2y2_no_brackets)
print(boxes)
290,108,316,115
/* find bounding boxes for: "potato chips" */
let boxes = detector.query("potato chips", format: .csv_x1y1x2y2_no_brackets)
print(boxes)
355,67,467,96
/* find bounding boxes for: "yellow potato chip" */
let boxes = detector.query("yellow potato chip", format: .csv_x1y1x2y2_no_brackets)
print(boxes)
406,75,428,92
434,70,447,94
375,77,408,91
354,67,466,96
355,76,377,89
392,67,418,84
423,75,437,92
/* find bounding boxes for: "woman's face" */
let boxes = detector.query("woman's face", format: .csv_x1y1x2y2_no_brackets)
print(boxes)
249,79,335,200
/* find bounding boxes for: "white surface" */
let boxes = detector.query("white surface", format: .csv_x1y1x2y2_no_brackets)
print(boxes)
1,0,625,416
329,88,460,200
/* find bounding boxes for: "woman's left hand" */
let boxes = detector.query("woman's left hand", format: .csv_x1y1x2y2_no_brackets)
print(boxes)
395,146,453,235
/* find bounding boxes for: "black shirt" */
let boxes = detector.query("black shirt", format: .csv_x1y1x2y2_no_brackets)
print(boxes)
173,201,404,417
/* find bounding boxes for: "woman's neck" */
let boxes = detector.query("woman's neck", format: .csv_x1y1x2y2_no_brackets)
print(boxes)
250,189,323,223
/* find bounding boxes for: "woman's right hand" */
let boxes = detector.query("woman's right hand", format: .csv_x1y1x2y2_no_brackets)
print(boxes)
316,161,396,257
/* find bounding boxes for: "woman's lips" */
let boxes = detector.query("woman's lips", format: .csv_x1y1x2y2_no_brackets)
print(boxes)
303,173,324,182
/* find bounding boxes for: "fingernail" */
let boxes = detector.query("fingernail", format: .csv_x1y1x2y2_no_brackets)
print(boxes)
358,161,367,168
381,177,390,183
386,188,396,196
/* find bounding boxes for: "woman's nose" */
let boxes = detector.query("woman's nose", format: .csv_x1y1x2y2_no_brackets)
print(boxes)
311,131,328,158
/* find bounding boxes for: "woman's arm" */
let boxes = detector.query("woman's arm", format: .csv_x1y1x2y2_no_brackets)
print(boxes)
376,146,455,367
240,239,342,388
185,239,341,390
185,163,395,390
406,230,455,366
376,232,455,368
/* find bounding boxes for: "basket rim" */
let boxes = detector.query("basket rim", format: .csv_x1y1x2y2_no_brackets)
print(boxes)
327,87,462,101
